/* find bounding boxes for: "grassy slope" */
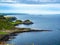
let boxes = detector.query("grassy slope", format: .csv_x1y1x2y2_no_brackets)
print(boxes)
0,32,8,35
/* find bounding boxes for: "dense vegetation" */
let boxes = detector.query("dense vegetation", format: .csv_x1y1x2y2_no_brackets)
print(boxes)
0,15,15,30
0,15,33,30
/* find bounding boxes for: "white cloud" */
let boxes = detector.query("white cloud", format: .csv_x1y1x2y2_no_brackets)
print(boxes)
0,3,60,8
0,10,60,14
0,0,60,3
0,0,17,2
0,3,60,14
39,0,56,2
28,0,56,2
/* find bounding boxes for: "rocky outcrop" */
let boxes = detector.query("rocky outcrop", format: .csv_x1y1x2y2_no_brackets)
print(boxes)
23,20,33,25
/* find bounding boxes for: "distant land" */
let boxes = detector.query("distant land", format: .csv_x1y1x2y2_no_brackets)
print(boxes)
0,13,29,15
0,13,60,15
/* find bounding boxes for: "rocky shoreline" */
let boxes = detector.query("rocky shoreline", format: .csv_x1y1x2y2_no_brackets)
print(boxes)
0,28,52,43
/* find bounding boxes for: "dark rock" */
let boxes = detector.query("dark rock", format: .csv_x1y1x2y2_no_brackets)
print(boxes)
23,20,33,25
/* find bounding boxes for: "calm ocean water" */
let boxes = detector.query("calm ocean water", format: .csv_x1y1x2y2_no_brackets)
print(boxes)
7,15,60,30
7,15,60,45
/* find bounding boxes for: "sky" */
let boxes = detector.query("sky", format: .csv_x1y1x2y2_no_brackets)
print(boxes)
0,0,60,14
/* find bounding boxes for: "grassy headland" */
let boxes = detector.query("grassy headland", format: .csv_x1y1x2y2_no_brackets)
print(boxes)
0,14,51,45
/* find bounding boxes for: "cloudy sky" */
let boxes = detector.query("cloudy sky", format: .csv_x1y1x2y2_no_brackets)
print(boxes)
0,0,60,14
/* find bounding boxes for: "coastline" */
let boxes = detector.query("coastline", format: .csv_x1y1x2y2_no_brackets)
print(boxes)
0,28,52,45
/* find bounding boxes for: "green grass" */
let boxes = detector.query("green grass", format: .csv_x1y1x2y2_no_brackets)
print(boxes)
0,32,8,34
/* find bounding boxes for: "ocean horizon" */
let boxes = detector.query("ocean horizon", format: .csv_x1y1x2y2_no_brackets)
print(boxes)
6,14,60,45
6,14,60,30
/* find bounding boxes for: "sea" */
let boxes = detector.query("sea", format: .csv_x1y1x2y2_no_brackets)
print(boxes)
6,14,60,45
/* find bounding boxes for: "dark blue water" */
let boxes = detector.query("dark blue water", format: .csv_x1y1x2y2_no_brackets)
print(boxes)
6,15,60,45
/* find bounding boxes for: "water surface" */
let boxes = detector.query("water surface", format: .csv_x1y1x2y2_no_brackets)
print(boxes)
7,15,60,30
6,15,60,45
